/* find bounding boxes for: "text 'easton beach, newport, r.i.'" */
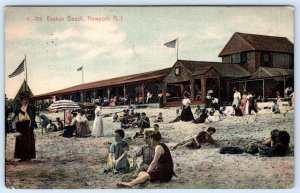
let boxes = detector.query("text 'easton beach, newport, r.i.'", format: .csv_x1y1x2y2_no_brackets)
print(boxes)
26,15,123,22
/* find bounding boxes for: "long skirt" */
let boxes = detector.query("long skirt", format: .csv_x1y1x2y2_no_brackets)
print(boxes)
180,106,194,121
76,122,91,137
91,116,104,137
14,120,36,160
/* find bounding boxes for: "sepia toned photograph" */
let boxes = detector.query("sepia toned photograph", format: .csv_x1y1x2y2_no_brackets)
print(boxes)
4,6,294,189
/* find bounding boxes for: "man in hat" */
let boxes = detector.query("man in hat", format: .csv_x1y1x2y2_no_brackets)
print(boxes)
13,91,36,162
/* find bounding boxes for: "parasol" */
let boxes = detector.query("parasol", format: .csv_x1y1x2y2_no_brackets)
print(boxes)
48,100,81,126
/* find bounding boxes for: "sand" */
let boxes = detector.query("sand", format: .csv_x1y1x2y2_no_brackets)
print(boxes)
5,101,294,189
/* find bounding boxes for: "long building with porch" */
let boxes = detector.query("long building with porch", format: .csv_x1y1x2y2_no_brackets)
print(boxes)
31,32,294,107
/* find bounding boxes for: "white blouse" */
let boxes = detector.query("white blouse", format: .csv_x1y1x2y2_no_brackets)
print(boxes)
76,114,88,123
182,98,191,106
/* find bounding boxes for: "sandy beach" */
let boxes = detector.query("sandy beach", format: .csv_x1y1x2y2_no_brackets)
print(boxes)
5,101,294,189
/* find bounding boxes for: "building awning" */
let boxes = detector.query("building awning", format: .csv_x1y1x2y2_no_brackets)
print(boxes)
250,67,294,79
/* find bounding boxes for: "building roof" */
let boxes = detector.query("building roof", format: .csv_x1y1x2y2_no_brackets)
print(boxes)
251,67,294,79
219,32,294,56
178,60,251,78
14,80,34,100
32,68,171,99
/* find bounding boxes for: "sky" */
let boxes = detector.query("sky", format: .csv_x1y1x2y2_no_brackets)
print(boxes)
4,6,294,99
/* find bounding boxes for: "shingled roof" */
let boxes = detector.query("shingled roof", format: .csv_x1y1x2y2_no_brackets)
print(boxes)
219,32,294,56
32,68,171,99
178,60,251,78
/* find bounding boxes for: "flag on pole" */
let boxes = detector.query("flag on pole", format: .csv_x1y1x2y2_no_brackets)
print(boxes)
77,66,83,71
164,39,177,48
8,59,25,78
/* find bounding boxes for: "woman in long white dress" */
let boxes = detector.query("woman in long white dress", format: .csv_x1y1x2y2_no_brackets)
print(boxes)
91,105,104,137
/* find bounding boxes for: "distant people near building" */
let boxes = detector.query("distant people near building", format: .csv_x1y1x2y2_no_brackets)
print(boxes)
285,86,293,98
247,92,258,115
239,92,248,115
194,84,200,101
205,90,213,108
180,93,194,122
109,96,117,107
146,90,153,104
283,92,294,116
232,88,241,107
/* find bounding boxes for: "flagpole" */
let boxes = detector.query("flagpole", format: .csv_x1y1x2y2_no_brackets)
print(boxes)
176,37,179,61
25,54,27,91
82,66,84,84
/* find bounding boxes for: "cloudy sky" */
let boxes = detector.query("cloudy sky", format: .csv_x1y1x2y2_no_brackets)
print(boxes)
4,6,294,99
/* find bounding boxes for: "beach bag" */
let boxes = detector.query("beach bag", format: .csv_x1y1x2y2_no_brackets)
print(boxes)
219,146,244,154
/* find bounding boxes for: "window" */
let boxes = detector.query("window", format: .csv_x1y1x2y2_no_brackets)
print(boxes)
262,52,271,67
241,52,247,63
231,53,241,63
175,66,180,76
263,53,270,62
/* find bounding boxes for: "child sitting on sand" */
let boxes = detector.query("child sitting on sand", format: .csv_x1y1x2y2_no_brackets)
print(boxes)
104,129,130,174
172,127,218,150
154,112,163,123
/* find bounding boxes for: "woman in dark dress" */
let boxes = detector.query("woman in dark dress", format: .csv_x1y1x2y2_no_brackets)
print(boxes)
180,94,194,121
13,91,36,162
116,131,174,188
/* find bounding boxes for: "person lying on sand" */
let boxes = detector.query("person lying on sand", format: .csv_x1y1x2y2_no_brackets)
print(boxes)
116,131,174,188
171,127,219,150
245,129,290,157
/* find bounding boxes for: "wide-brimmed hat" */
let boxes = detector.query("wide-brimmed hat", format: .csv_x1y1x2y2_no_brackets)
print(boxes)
19,91,30,100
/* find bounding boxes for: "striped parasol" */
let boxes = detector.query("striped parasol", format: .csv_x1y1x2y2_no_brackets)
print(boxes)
48,100,81,112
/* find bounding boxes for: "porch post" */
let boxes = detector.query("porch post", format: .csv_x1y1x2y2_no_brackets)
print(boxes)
163,81,167,103
141,82,145,104
107,87,111,100
80,91,84,102
283,77,286,97
123,85,127,98
190,79,194,101
262,79,265,99
201,76,206,102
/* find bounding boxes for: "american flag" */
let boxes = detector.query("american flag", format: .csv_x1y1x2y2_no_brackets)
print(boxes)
8,59,25,78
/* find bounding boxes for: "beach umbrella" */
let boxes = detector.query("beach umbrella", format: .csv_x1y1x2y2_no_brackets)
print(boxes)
48,100,81,126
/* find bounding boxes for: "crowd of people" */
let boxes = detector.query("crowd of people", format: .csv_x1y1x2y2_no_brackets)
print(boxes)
5,86,294,188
